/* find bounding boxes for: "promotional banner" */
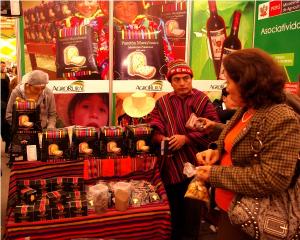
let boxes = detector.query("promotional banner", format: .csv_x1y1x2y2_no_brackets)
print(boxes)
254,0,300,82
190,0,254,80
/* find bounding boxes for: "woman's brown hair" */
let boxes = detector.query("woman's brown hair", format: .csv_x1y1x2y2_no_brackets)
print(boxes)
223,48,286,108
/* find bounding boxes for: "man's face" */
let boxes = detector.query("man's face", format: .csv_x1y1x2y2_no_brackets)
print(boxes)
114,1,139,23
170,73,193,97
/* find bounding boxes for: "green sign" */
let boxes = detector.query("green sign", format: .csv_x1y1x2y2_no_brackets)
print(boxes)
254,0,300,82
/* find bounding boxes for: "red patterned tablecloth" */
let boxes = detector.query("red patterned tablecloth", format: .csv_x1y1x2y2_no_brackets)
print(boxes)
5,160,171,240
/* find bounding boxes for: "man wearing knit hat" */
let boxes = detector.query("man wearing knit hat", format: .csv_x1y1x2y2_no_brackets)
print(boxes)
150,59,219,240
6,70,57,129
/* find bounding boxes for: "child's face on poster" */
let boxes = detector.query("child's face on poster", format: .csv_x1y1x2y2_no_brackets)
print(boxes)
114,1,139,23
72,95,108,129
76,0,99,18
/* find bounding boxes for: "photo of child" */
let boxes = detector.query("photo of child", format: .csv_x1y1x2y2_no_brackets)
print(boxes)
55,93,109,129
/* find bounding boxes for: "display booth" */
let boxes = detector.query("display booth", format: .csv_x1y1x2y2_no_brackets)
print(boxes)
1,0,300,239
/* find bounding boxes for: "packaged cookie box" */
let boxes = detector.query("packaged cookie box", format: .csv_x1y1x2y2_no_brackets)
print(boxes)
99,126,126,157
49,202,71,220
42,128,70,161
51,177,84,192
17,179,52,198
10,129,40,161
33,199,52,221
72,127,99,160
68,200,88,217
126,124,153,156
11,99,41,132
14,205,35,223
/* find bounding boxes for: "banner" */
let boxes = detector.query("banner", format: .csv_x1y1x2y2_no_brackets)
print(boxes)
254,0,300,82
190,1,254,80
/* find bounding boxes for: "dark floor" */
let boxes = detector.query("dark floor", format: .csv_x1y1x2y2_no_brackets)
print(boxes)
1,140,218,240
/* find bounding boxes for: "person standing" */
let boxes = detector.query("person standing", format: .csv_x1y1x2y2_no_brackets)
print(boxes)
196,48,300,240
6,70,57,129
1,61,11,152
149,59,219,240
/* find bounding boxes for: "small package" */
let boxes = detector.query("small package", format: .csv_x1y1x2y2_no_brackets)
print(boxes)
42,128,70,161
19,187,37,205
126,124,153,157
69,200,88,217
14,205,35,223
100,126,125,157
72,127,99,160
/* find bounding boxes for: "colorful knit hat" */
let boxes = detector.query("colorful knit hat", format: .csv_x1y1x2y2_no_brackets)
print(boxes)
166,59,193,82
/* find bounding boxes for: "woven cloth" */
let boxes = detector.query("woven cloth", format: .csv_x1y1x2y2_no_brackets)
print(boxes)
83,155,157,180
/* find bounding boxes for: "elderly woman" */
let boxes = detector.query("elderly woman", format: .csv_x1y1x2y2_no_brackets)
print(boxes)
6,70,56,129
195,48,300,240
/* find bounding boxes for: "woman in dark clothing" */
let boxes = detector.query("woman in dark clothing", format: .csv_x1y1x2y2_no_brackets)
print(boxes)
1,62,11,152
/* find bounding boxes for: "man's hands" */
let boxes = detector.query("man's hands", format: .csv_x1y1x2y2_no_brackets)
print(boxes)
168,134,187,151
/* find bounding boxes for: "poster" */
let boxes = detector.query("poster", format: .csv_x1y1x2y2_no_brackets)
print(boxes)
254,0,300,83
190,0,254,80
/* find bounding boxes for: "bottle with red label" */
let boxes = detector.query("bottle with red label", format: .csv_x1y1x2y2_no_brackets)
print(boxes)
206,0,227,78
219,10,242,80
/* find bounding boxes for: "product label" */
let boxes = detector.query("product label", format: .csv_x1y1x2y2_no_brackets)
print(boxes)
219,47,237,80
209,28,226,60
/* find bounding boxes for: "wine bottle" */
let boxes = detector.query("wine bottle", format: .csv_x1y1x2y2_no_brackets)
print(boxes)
219,10,242,80
206,0,227,78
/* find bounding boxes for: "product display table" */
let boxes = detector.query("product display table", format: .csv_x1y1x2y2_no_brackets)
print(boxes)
5,159,171,240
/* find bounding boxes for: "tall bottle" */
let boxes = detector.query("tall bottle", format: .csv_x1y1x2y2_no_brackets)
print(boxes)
206,0,227,78
219,10,242,80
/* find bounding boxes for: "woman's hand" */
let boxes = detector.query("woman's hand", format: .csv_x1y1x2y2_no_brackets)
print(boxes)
196,165,212,182
196,149,219,166
195,117,217,132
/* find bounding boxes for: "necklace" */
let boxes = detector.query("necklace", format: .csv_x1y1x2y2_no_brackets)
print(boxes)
242,110,254,123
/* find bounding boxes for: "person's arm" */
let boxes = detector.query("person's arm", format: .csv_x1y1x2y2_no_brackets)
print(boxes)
46,92,57,129
185,99,220,148
149,103,167,144
209,107,300,197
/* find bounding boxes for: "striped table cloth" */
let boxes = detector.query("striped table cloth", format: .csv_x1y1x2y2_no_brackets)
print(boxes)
5,161,171,240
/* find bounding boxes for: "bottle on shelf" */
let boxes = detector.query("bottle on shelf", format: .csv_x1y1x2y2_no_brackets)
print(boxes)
219,10,242,80
206,0,227,78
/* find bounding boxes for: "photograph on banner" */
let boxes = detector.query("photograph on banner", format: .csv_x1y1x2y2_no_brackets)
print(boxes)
254,0,300,83
114,92,167,126
55,93,109,128
113,0,187,80
22,0,108,80
190,0,254,80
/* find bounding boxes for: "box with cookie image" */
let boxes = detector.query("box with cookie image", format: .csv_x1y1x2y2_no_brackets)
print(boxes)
11,98,41,133
99,126,126,157
72,127,99,160
56,25,98,78
125,124,153,157
42,128,70,162
10,98,42,162
161,1,187,43
114,24,167,80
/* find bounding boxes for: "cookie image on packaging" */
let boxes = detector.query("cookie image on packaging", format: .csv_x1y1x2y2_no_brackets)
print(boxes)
18,115,33,128
79,142,93,154
127,51,156,79
136,140,149,152
64,45,86,66
107,141,121,154
48,144,63,157
165,20,185,38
